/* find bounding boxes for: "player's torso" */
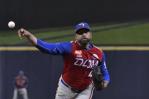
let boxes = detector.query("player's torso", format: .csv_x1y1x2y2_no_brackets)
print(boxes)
62,41,103,90
15,76,27,88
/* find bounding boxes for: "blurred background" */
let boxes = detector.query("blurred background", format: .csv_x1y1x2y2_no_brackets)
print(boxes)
0,0,149,99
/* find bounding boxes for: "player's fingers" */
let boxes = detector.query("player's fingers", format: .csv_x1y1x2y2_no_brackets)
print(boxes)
20,28,24,33
18,28,24,39
17,30,22,38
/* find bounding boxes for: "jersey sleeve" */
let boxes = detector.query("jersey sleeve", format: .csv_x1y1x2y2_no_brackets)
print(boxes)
36,39,72,55
100,52,110,81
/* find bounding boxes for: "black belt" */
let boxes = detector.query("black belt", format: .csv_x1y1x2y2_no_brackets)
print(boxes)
61,79,83,93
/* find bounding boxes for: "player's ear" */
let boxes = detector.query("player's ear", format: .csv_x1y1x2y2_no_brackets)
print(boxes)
89,31,92,39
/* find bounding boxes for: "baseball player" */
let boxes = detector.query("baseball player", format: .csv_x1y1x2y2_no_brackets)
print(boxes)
12,70,29,99
17,22,110,99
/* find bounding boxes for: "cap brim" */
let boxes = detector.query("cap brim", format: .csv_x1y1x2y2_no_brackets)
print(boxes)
75,27,90,33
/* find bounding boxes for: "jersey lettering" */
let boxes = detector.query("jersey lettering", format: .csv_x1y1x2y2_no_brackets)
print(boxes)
74,58,99,68
88,71,92,77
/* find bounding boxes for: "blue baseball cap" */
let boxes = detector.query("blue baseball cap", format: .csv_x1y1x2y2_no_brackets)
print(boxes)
74,22,91,33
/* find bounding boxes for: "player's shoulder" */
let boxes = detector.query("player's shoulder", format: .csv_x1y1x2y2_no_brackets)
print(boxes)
57,41,73,53
58,41,72,46
63,41,76,46
93,45,103,53
60,41,73,43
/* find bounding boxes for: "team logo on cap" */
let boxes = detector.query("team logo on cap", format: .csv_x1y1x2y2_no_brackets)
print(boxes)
79,23,85,27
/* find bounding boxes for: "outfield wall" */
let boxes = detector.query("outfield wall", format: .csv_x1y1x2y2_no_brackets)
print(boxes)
0,47,149,99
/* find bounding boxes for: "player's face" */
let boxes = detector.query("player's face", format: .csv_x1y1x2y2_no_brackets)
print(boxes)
75,29,92,44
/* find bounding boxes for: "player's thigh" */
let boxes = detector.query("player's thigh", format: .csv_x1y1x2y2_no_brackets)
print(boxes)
75,83,94,99
55,79,77,99
18,88,26,95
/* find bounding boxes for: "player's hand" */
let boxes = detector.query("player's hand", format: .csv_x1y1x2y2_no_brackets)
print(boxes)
101,80,109,88
18,28,37,45
17,28,32,39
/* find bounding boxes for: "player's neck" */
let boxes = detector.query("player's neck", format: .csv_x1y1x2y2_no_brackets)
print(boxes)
80,44,87,49
77,41,90,49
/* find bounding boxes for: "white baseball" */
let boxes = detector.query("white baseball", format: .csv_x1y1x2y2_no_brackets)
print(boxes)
8,21,15,29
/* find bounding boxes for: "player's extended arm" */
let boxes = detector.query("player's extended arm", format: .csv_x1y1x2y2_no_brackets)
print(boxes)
17,28,37,46
36,39,71,55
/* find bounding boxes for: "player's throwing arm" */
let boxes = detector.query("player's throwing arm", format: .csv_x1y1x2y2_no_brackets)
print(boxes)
17,28,37,45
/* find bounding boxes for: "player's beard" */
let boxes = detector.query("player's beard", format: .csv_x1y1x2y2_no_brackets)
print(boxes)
78,38,91,46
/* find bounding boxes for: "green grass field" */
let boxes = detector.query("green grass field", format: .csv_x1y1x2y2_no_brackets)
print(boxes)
0,21,149,46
